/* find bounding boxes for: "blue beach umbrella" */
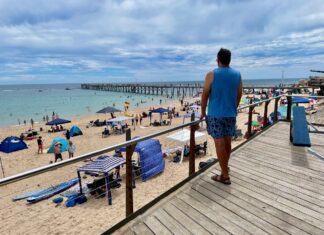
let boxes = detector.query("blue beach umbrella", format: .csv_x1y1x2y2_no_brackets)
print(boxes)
46,118,71,126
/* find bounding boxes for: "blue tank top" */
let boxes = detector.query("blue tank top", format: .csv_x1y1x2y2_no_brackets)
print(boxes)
207,67,241,117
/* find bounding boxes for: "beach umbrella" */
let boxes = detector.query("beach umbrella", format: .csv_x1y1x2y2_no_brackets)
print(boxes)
96,106,121,114
46,118,71,126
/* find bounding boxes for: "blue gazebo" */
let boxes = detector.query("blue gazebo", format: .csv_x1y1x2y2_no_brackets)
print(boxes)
150,107,169,124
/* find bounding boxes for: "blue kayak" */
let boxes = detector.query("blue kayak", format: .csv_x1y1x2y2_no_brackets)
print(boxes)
22,178,79,203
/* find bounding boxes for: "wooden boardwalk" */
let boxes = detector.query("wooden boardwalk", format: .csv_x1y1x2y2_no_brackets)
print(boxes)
113,122,324,235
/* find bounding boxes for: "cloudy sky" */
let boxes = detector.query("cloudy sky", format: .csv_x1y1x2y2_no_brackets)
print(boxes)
0,0,323,84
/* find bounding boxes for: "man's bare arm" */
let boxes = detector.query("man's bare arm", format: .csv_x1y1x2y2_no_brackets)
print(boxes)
201,71,213,119
236,78,243,108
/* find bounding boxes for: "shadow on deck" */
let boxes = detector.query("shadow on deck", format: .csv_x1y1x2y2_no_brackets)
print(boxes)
110,122,324,235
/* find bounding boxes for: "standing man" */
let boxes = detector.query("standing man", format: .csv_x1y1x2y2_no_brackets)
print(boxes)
201,48,242,185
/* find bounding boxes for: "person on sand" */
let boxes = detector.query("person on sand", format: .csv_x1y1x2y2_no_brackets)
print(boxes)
53,142,63,162
37,136,43,154
201,48,242,185
30,118,34,129
68,141,76,158
65,129,70,140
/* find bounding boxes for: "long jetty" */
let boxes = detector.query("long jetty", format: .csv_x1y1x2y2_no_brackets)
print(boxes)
81,83,313,97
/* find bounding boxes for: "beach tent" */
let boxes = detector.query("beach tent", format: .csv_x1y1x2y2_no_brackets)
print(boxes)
118,139,165,181
167,130,205,163
69,126,83,137
0,136,28,153
292,97,309,104
46,118,71,126
47,138,69,153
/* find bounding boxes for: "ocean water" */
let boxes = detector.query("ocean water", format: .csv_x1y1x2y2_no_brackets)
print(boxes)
0,78,301,128
0,84,167,128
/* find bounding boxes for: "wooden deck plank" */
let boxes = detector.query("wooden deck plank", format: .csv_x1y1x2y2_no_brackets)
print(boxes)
238,148,324,181
230,155,324,193
153,209,190,235
220,168,324,214
163,203,210,234
143,215,172,235
208,171,324,231
191,183,288,235
181,190,268,235
171,197,230,235
196,177,308,235
227,165,324,208
176,193,250,235
113,122,324,235
229,159,324,201
131,222,154,235
201,174,324,235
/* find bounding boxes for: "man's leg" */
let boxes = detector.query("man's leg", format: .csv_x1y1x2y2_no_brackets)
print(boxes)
214,138,229,178
224,136,232,166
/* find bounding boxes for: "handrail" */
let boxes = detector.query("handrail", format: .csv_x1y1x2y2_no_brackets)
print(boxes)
0,95,285,186
286,94,324,98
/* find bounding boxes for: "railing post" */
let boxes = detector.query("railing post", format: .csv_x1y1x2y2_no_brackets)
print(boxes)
246,98,254,138
287,96,292,121
263,101,270,128
125,129,134,217
189,113,196,176
273,97,280,122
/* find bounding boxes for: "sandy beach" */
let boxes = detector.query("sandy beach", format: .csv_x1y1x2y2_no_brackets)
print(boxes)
0,94,305,235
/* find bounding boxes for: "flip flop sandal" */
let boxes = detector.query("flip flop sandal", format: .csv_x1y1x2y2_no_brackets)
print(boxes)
211,174,231,185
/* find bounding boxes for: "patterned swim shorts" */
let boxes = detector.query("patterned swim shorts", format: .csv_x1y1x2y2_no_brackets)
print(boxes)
206,116,236,139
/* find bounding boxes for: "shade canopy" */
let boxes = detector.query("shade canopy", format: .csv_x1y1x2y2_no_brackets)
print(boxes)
78,155,126,173
292,97,310,104
151,108,169,113
0,136,28,153
167,129,205,143
107,116,133,123
46,118,71,126
96,106,122,114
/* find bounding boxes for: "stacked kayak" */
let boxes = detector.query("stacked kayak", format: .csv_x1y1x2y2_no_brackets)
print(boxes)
13,178,79,203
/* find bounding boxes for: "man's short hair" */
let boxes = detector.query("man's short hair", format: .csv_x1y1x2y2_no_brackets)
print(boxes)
217,48,231,65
